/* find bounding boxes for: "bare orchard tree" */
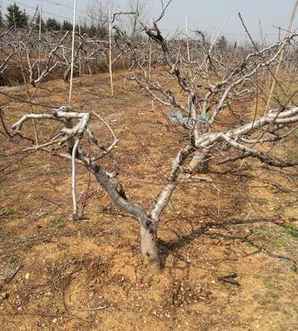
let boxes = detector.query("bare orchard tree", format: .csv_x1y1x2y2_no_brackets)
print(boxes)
2,27,110,86
2,6,298,269
0,27,17,85
130,20,298,173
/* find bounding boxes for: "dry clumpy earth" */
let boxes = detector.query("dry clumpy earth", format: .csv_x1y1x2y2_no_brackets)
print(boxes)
0,72,298,330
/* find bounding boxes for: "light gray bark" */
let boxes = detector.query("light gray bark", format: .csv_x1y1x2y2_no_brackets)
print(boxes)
140,225,160,267
9,105,298,269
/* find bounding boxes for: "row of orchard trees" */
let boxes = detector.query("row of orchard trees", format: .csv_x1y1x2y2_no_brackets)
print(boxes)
0,2,108,37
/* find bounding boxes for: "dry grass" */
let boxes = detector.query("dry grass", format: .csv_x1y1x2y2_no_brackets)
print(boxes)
0,72,297,330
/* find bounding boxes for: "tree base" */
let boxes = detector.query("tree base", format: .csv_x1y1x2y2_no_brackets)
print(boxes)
140,226,161,270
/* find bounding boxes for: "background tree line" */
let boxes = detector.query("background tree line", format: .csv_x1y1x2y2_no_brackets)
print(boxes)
0,2,108,37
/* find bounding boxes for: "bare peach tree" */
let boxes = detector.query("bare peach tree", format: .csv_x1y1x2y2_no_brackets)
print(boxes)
0,24,111,86
2,5,298,268
0,27,17,85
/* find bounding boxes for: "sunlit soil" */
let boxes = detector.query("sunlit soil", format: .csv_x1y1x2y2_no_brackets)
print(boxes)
0,72,297,330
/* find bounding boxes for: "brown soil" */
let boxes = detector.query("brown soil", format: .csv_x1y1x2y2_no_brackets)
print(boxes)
0,72,298,330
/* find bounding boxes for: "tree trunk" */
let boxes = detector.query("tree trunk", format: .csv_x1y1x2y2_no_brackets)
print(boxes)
140,224,160,269
90,162,161,269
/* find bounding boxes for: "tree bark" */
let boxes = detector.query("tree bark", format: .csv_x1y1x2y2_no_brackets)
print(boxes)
90,162,161,267
140,224,160,268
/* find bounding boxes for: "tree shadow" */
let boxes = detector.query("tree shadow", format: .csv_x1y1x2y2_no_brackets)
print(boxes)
158,217,297,271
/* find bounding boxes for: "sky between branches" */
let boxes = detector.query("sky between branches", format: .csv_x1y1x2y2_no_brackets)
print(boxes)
0,0,297,42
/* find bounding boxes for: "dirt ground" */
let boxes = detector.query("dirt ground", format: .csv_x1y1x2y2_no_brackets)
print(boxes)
0,72,298,330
